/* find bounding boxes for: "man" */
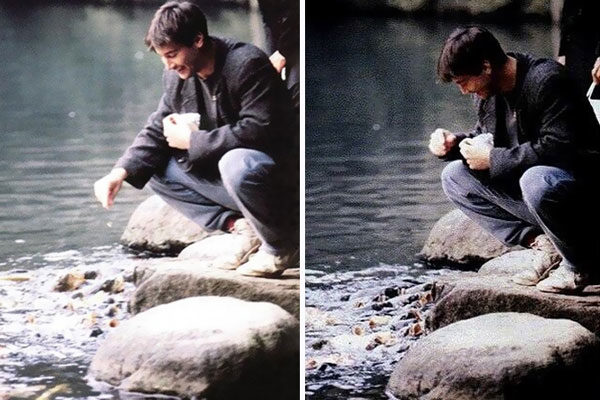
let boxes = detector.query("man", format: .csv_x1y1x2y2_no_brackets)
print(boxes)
257,0,299,112
430,26,600,294
557,0,600,93
94,1,299,278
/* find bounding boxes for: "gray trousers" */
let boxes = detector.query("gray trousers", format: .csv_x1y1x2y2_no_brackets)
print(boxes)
441,160,597,274
148,149,297,256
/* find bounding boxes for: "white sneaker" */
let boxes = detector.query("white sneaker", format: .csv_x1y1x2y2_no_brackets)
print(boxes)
536,262,588,294
178,218,260,269
236,248,299,278
512,235,561,286
212,218,261,270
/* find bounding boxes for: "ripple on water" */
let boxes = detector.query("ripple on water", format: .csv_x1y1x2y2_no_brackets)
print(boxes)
305,262,453,399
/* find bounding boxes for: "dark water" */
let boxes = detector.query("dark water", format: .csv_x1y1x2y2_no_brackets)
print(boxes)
0,3,260,398
305,16,556,399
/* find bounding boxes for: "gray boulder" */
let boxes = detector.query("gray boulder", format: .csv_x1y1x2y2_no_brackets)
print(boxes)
120,195,218,254
89,296,299,400
388,312,600,399
427,258,600,335
419,209,513,266
130,259,300,319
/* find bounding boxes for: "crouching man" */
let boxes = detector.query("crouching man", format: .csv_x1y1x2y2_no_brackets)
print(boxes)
94,1,299,278
430,26,600,293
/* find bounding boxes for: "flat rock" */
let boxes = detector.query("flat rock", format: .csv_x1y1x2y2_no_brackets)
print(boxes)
428,270,600,335
478,248,539,276
388,312,600,399
130,259,300,319
89,296,299,399
120,195,217,254
419,209,513,266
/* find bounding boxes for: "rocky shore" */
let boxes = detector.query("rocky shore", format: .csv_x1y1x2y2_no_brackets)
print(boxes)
94,195,300,399
385,210,600,399
0,195,299,399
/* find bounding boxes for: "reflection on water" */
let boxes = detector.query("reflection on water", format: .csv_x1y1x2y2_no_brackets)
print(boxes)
0,3,257,398
306,15,555,398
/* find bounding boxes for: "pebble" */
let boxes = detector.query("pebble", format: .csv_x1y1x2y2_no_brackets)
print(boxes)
0,274,31,282
54,272,85,292
90,327,103,337
105,305,118,317
84,271,98,280
368,315,391,328
311,339,328,350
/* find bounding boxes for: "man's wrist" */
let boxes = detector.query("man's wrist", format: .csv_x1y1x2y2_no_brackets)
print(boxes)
110,167,128,180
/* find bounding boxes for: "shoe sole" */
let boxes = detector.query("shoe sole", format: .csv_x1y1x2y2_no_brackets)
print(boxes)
238,268,285,278
536,286,585,295
536,283,586,294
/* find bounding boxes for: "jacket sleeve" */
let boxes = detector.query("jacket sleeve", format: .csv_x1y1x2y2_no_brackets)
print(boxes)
187,55,281,165
489,73,577,180
114,74,174,189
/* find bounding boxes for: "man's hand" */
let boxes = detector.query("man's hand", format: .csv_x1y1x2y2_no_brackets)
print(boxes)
592,57,600,85
269,51,286,74
94,168,127,209
459,138,492,170
163,114,193,150
428,128,457,157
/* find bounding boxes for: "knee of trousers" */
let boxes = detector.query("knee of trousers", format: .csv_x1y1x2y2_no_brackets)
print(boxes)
519,166,556,211
218,149,275,192
441,160,473,200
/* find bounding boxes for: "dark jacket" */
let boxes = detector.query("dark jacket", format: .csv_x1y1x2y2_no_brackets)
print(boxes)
115,37,297,189
558,0,600,93
449,52,600,183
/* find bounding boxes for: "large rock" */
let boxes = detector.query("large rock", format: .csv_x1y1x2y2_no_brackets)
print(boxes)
427,255,600,335
89,296,299,400
120,195,217,254
388,312,600,399
419,209,513,266
130,259,300,319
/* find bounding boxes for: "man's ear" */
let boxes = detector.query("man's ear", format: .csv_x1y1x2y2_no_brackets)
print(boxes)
193,34,204,49
482,60,492,76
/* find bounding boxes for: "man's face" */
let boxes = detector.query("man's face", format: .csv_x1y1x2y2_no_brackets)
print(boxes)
451,62,494,99
452,73,493,99
155,37,204,79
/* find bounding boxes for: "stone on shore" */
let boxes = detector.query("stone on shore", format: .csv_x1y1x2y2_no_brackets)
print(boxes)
427,250,600,335
419,209,513,266
130,259,300,319
89,296,299,400
120,195,217,254
388,312,600,399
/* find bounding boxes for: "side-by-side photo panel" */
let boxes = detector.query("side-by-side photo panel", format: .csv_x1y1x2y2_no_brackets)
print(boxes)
0,0,300,399
306,0,600,399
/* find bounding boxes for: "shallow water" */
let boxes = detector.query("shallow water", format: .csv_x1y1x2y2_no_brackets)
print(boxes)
0,3,259,398
305,16,556,398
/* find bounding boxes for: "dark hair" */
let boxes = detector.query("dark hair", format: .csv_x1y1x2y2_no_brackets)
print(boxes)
437,26,508,82
144,1,208,51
